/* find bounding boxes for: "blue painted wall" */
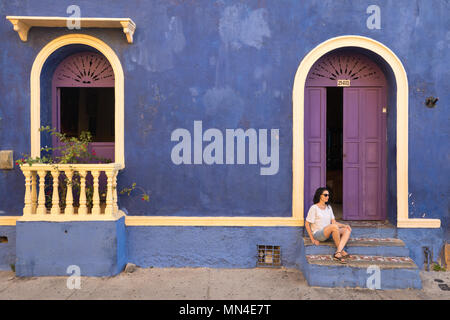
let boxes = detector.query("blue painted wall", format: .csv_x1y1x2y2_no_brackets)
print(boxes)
127,226,305,269
398,228,445,270
0,1,448,238
0,226,16,271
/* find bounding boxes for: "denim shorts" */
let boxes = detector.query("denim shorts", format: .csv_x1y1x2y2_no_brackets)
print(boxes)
313,229,331,242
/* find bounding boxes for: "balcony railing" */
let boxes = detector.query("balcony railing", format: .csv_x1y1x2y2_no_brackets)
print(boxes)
20,163,123,220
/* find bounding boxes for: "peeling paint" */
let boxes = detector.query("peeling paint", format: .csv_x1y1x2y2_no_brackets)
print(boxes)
202,86,244,125
128,7,186,72
219,4,271,50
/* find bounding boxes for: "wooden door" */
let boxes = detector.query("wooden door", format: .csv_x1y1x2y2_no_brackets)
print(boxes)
343,87,386,220
304,87,326,213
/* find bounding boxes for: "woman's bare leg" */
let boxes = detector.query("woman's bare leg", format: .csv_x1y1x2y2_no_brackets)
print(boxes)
322,224,341,248
337,227,351,253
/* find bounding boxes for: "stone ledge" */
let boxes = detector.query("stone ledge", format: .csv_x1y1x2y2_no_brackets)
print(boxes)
6,16,136,43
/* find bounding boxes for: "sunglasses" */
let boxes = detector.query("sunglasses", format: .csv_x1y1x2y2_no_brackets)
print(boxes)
322,193,330,197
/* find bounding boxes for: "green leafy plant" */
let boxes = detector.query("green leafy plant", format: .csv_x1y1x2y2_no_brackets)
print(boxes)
432,263,446,272
120,182,150,202
16,126,112,166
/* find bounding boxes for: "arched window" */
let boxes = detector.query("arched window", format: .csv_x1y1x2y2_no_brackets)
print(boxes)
52,52,115,161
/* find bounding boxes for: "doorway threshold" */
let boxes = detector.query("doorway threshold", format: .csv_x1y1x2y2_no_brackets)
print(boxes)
336,220,395,229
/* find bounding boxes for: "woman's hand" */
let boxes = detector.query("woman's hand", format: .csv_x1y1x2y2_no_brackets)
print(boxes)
312,239,320,245
339,223,351,231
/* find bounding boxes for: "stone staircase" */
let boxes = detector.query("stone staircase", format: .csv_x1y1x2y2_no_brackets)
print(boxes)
302,221,422,290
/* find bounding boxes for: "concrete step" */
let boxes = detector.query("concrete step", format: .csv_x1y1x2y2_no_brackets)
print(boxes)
304,237,410,257
304,254,421,289
304,221,397,238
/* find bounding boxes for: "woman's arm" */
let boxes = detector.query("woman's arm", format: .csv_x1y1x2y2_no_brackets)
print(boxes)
305,221,319,245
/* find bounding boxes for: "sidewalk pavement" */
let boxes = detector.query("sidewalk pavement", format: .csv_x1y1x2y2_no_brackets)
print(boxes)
0,267,448,300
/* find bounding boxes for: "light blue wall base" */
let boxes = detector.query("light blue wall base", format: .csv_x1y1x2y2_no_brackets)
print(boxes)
0,226,16,271
127,226,305,269
305,264,422,290
15,217,127,277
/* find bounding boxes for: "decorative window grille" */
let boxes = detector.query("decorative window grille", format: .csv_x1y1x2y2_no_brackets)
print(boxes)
53,52,115,87
257,245,281,268
305,52,386,87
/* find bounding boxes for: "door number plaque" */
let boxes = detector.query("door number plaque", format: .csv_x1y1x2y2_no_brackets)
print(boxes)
337,79,351,87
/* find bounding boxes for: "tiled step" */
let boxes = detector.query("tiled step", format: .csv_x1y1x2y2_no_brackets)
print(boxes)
306,254,417,268
304,237,410,257
304,254,421,289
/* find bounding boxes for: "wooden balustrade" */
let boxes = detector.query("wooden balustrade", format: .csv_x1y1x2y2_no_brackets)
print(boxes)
19,163,123,220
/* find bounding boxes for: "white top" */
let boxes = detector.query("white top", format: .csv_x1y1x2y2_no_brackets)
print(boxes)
305,204,335,234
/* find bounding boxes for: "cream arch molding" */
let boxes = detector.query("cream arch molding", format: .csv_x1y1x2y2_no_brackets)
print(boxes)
292,35,440,228
30,34,125,167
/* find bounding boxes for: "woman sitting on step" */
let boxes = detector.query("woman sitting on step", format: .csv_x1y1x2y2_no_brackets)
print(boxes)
305,187,352,264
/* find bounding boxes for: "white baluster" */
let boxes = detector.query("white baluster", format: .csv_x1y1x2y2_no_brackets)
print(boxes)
23,170,33,216
113,170,118,213
78,170,88,216
91,170,101,216
105,170,114,216
50,169,60,215
36,170,47,215
65,170,74,215
31,171,37,214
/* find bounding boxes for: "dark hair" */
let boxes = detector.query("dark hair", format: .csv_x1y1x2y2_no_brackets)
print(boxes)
313,187,331,205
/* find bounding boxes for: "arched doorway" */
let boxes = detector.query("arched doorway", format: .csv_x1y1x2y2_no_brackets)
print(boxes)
304,51,387,220
52,51,115,162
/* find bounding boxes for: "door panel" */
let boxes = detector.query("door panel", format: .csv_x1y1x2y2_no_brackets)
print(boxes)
365,167,379,218
304,87,326,214
344,167,360,218
343,87,385,220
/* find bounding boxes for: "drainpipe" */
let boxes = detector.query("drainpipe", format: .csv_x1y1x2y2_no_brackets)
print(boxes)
423,247,432,271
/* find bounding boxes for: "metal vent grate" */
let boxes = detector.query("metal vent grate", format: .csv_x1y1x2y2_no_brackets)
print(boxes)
257,245,281,268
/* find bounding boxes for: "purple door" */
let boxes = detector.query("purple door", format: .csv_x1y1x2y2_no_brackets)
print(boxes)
304,87,326,212
305,51,387,221
343,88,386,220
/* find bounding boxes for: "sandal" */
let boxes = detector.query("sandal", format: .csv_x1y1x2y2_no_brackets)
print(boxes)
341,251,351,259
333,251,347,264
